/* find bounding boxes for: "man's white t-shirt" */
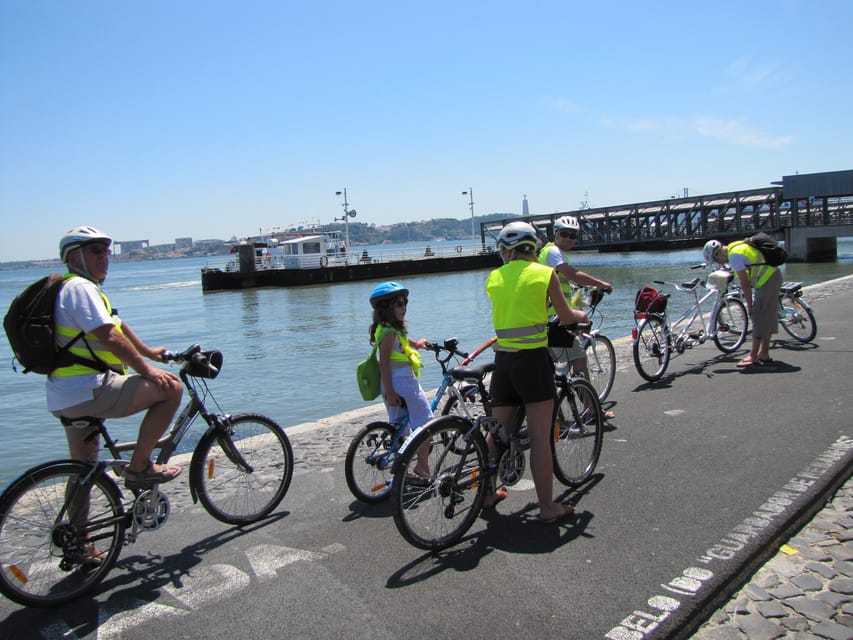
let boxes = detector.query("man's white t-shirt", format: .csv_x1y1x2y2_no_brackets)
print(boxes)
46,277,120,412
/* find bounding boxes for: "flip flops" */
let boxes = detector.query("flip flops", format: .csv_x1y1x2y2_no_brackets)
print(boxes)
537,503,576,524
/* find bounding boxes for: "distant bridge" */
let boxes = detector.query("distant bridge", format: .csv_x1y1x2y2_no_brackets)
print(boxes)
482,169,853,262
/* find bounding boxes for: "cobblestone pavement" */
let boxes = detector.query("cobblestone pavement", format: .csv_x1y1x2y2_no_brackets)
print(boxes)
690,476,853,640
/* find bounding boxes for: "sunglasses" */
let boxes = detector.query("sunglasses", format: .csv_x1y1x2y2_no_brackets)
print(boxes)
84,244,112,256
558,231,578,239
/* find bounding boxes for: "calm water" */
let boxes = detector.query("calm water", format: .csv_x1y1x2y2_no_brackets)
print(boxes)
2,239,852,488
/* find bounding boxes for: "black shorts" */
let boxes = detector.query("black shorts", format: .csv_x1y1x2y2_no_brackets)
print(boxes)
490,348,556,406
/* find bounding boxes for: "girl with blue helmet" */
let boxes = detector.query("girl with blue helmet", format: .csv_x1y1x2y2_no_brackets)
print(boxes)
368,281,432,477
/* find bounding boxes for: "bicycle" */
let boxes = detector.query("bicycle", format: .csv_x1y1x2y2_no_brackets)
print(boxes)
551,287,616,402
389,323,604,551
632,265,749,382
344,337,495,504
729,280,817,343
0,344,294,607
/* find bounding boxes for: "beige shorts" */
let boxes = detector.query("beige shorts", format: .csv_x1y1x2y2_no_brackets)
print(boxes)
52,371,147,445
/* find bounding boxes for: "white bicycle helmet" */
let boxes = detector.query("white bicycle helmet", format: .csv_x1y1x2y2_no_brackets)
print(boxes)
554,215,580,232
496,221,540,251
60,226,113,262
703,239,723,264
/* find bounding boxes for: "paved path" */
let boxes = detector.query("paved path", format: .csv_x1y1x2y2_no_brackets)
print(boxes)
282,274,853,640
0,275,851,640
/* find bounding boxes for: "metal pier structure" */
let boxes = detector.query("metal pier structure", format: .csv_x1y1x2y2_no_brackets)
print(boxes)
482,169,853,262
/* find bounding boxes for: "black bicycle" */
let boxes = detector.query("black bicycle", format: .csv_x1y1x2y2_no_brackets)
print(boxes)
389,323,604,551
0,344,294,607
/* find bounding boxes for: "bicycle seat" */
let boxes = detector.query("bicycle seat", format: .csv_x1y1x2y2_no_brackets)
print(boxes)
780,282,802,294
58,415,105,429
679,277,701,290
450,361,495,382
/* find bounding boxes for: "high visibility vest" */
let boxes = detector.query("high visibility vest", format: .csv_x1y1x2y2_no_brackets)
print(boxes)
52,275,126,377
538,242,581,308
728,241,775,288
487,260,551,350
373,325,423,377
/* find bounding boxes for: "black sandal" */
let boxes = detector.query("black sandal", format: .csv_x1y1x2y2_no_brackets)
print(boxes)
124,461,182,489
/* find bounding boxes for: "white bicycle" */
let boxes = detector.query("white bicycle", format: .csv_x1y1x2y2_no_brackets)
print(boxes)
632,265,749,382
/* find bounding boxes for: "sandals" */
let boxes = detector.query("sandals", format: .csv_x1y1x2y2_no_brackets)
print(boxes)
124,460,182,490
537,503,576,524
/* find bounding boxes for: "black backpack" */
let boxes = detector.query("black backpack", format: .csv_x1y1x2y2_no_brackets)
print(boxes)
744,232,787,267
3,273,107,374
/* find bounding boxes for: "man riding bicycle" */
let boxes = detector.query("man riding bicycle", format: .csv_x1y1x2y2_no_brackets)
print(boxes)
48,226,183,493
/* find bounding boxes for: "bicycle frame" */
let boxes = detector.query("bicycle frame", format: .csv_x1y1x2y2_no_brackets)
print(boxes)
665,281,727,348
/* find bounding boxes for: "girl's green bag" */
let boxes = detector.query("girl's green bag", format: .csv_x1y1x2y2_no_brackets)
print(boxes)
356,343,381,400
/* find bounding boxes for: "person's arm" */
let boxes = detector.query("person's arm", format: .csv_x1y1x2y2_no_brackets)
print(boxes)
378,332,401,406
548,273,588,325
559,263,612,292
735,270,753,316
93,324,179,387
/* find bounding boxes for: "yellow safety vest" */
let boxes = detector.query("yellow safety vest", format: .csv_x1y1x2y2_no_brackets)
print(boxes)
52,274,126,377
373,325,423,377
728,241,775,288
486,260,551,350
538,242,582,309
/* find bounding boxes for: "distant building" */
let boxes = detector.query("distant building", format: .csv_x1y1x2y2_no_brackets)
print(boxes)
115,240,149,254
175,237,193,249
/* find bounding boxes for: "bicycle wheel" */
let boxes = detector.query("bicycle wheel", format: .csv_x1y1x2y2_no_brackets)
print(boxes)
713,296,749,353
190,413,294,525
779,294,817,343
552,378,604,487
391,416,487,551
344,422,397,503
0,461,125,607
632,316,670,382
585,333,616,402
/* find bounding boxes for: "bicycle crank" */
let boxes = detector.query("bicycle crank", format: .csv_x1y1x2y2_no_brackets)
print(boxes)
132,488,171,531
498,447,526,486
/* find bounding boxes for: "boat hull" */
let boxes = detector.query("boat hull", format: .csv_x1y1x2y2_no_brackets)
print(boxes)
201,253,502,291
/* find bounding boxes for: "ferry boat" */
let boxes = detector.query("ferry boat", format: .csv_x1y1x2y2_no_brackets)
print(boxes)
201,231,501,291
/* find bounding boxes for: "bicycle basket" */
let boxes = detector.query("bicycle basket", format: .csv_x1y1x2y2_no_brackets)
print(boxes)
186,349,223,379
706,269,733,292
634,286,667,315
547,317,575,348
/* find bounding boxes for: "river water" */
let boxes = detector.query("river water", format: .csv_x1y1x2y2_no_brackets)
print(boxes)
2,239,852,488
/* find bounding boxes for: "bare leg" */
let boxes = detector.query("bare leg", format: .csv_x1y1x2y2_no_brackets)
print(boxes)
524,399,574,521
121,381,182,473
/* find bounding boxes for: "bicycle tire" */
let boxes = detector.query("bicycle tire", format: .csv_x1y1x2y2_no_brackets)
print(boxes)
779,294,817,343
632,315,670,382
190,413,293,525
344,422,397,503
551,378,604,487
586,333,616,402
0,460,125,607
391,416,487,551
713,296,749,353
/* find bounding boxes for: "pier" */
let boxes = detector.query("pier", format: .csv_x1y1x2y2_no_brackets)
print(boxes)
484,169,853,262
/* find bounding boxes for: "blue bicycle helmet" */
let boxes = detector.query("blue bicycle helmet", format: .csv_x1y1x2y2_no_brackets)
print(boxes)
369,281,409,308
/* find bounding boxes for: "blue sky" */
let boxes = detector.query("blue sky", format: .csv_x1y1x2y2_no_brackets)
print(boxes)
2,0,851,262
